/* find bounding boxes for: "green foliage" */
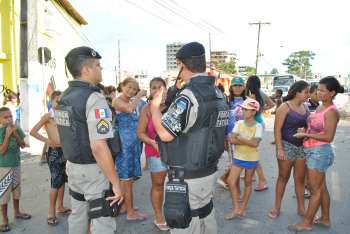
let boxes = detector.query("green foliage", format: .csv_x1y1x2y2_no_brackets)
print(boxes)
245,66,256,76
213,59,236,74
271,68,279,75
283,50,315,79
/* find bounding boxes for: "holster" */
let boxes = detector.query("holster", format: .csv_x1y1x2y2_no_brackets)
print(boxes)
163,166,192,229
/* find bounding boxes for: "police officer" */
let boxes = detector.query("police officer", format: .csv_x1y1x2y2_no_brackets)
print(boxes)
150,42,229,234
55,46,123,234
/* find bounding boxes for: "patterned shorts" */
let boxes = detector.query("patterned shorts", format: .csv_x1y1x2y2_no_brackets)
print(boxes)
47,147,67,189
0,167,21,205
280,140,305,160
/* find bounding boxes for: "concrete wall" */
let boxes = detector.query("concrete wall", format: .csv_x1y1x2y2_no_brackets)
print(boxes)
25,0,88,154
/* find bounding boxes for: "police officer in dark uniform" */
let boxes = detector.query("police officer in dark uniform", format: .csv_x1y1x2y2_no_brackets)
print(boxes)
55,47,123,234
150,42,229,234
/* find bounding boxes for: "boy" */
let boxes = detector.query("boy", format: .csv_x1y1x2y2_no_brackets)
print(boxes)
307,84,319,112
0,107,31,232
224,98,263,219
30,91,70,226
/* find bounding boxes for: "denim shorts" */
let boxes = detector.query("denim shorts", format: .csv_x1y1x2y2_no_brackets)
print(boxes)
147,156,167,173
304,144,334,173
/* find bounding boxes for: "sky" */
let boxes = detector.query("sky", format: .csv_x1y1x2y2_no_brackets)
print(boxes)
69,0,350,84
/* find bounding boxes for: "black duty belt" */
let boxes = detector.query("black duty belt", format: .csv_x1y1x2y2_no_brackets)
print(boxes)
191,199,213,219
69,188,86,201
184,166,217,179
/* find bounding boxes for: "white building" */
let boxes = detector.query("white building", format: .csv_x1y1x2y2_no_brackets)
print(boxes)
23,0,89,153
166,42,184,71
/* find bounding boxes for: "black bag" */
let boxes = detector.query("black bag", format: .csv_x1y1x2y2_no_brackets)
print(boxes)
163,167,192,229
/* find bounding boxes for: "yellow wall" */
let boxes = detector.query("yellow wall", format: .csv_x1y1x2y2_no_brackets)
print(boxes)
0,0,20,93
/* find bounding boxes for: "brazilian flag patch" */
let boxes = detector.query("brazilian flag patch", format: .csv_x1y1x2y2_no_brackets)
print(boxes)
96,119,110,134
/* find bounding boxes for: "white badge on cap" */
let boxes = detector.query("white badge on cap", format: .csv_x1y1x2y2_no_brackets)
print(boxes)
91,50,97,57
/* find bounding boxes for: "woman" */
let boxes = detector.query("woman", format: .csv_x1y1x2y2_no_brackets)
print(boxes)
112,77,147,221
137,77,169,231
245,75,275,191
268,81,310,219
217,76,246,188
288,76,343,231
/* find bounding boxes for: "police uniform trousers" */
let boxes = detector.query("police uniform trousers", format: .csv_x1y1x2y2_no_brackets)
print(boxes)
171,172,217,234
66,161,116,234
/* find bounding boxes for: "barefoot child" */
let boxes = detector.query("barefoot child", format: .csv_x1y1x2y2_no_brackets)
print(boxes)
224,98,263,219
30,91,71,226
0,107,31,232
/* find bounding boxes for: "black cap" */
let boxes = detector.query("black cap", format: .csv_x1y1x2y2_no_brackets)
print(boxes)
65,46,101,62
176,42,205,60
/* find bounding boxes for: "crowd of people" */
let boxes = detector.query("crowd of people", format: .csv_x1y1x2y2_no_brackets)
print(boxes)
0,42,345,233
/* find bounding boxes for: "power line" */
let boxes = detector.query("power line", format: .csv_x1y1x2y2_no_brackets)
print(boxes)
123,0,175,25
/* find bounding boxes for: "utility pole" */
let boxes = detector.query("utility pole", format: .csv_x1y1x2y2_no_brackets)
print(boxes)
249,21,271,75
117,39,121,85
208,32,212,69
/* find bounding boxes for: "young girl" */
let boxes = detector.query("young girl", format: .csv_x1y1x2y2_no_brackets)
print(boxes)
268,81,310,219
217,77,246,189
137,78,169,231
112,77,147,222
224,98,263,219
289,76,343,231
245,75,275,191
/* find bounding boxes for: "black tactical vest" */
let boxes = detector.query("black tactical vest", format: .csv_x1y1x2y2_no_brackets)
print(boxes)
55,80,99,164
158,76,229,179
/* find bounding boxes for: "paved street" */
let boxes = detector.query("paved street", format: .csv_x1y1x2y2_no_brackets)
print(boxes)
3,117,350,234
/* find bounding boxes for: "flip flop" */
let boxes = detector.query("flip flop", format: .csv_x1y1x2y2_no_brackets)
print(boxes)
15,213,32,220
224,211,242,220
126,216,147,223
254,184,268,192
57,208,71,216
267,209,279,219
0,224,10,232
314,218,331,228
288,223,312,232
153,221,170,231
47,217,59,226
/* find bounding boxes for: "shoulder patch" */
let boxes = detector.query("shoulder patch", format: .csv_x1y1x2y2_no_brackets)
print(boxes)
95,108,108,119
96,119,110,134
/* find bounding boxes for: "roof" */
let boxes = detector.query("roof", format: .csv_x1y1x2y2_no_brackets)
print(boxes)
55,0,88,25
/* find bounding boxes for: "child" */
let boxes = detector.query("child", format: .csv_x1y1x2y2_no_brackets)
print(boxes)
307,84,319,112
224,98,263,219
30,91,70,226
0,107,31,232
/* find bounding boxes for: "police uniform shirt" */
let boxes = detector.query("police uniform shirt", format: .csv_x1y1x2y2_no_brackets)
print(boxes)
161,75,204,137
86,92,114,140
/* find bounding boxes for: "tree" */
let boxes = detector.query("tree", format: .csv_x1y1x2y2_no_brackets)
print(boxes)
213,58,236,74
283,50,315,79
271,68,279,75
245,66,256,76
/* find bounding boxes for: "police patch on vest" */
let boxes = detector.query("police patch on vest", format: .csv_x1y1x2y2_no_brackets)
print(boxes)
54,110,71,127
162,97,190,136
96,119,110,134
216,110,229,127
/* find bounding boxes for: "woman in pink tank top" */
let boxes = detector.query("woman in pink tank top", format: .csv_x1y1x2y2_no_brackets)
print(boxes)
137,78,169,231
289,76,344,232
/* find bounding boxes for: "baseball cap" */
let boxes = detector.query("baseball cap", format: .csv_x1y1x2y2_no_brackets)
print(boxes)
239,98,260,111
176,42,205,60
231,76,245,86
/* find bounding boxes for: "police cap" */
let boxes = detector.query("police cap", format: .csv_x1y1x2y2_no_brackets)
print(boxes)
176,42,205,60
65,46,101,77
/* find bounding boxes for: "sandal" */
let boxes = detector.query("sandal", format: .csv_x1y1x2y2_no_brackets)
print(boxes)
15,213,32,220
288,223,312,232
153,221,170,231
0,225,10,232
314,218,331,228
267,209,279,219
224,211,242,220
57,208,71,216
254,184,268,192
47,217,59,226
